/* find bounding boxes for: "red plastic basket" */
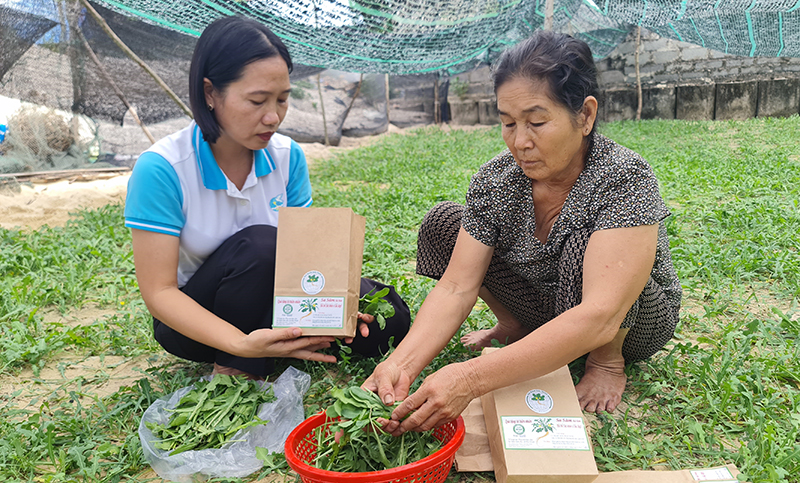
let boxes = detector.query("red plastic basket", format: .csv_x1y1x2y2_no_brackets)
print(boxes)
285,413,465,483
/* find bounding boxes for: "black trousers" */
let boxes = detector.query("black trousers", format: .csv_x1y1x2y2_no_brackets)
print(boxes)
153,225,410,377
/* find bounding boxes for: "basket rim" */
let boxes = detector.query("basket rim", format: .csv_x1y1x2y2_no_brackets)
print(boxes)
285,412,466,481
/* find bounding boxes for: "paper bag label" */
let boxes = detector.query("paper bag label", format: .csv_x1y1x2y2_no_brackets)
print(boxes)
501,416,590,450
273,296,345,328
301,271,325,295
690,467,735,481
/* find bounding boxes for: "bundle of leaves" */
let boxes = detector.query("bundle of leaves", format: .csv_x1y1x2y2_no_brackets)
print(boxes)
358,288,395,330
313,386,443,472
145,374,276,455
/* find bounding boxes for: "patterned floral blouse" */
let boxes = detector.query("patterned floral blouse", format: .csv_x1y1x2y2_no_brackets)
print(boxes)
461,133,681,307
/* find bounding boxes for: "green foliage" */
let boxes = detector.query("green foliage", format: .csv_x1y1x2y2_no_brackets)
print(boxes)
145,374,276,455
1,118,799,482
293,79,314,90
358,287,395,330
315,386,443,472
450,77,469,100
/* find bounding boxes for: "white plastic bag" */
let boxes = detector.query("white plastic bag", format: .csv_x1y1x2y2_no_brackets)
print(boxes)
138,366,310,482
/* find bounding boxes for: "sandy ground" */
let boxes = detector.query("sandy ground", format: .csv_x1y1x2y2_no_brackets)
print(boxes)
0,124,408,231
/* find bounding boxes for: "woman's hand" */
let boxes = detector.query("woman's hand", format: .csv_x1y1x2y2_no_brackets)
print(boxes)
344,312,375,344
237,327,337,362
362,358,414,406
381,361,479,436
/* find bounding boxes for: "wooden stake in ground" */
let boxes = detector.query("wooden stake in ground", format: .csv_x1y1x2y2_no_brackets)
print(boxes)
339,73,363,129
635,26,643,121
76,28,155,144
434,75,440,124
79,0,192,118
385,74,390,124
316,73,328,146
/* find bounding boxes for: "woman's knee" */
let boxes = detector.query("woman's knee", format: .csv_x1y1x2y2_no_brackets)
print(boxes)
417,202,464,279
227,225,278,269
418,201,463,243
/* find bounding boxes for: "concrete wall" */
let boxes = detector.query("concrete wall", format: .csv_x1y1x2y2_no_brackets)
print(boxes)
387,28,800,125
597,28,800,89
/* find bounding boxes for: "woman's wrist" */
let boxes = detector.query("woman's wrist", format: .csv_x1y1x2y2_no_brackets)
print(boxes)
218,324,250,357
459,358,486,400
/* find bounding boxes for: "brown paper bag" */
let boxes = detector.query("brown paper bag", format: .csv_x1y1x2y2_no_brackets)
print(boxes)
457,382,747,482
454,397,494,472
271,207,365,337
594,464,743,482
479,348,599,483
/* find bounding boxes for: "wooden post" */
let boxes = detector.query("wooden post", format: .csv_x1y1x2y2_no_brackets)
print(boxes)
635,26,643,121
385,74,390,124
77,27,155,144
79,0,192,118
337,73,363,135
343,73,363,119
66,1,87,113
317,73,328,145
544,0,554,31
434,75,440,124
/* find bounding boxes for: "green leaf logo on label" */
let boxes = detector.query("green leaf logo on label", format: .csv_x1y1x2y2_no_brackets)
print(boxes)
301,270,325,295
525,389,554,414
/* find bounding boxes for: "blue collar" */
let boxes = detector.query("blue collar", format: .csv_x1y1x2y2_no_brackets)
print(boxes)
192,123,276,190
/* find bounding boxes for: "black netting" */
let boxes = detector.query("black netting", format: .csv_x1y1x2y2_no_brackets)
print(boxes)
0,6,56,78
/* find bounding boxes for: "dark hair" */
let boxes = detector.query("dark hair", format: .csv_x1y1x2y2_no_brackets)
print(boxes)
492,30,599,134
189,16,293,143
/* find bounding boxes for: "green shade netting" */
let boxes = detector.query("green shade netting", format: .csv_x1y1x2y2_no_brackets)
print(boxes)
83,0,800,74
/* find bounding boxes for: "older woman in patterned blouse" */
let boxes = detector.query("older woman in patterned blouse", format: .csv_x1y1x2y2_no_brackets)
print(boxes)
365,30,681,431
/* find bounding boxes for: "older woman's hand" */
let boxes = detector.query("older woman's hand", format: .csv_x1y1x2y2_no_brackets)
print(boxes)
362,358,413,406
381,361,478,436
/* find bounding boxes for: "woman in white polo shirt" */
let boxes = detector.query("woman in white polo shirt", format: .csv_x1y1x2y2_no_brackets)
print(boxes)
124,16,409,380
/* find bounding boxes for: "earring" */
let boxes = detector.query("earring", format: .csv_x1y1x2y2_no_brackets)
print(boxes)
208,104,214,111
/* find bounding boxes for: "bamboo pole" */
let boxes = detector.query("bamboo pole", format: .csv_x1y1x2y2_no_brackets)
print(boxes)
635,26,643,121
79,0,192,118
434,75,440,124
343,73,363,119
76,27,156,144
544,0,554,31
0,166,131,181
385,74,390,124
334,73,364,137
316,73,328,145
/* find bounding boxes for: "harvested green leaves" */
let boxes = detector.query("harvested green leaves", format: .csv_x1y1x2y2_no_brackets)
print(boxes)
358,288,395,330
145,374,276,455
313,386,443,472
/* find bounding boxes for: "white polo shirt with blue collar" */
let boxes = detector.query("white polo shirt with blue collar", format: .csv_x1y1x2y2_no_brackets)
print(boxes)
124,122,313,287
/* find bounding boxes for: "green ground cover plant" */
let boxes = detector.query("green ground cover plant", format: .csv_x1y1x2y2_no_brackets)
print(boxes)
0,116,798,482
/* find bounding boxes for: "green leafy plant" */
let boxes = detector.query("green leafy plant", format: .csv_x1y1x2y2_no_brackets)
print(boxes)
313,386,443,472
531,418,554,444
144,374,276,455
298,298,319,322
450,77,469,100
358,287,395,330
